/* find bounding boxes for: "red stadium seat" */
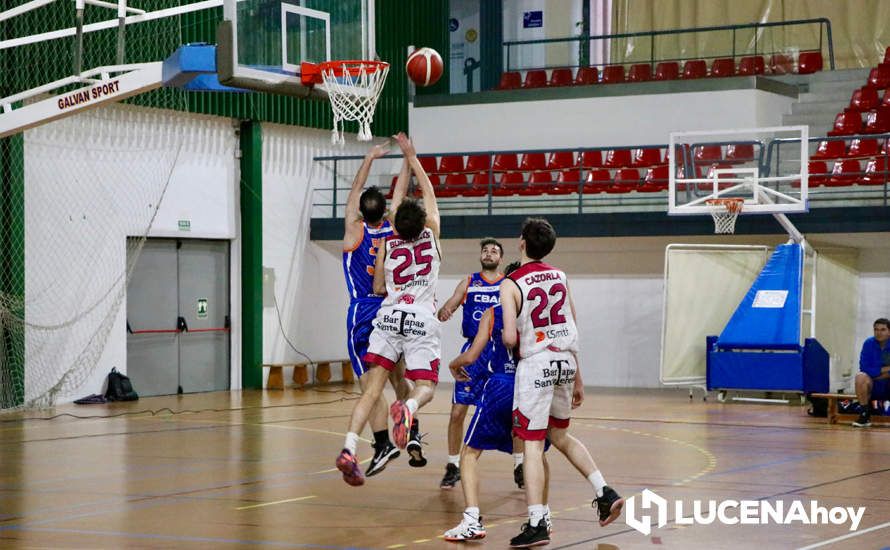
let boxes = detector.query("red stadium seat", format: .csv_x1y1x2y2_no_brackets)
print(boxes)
710,58,735,78
627,64,652,82
492,153,518,171
847,138,879,158
418,156,437,173
865,107,890,134
725,143,756,163
693,144,722,163
497,71,521,90
682,60,707,79
769,54,793,75
848,86,880,113
438,155,464,173
811,140,846,160
631,147,663,167
603,149,632,168
547,151,577,171
574,66,598,85
641,165,669,192
549,68,574,87
495,171,525,196
522,70,548,88
883,89,890,107
601,65,625,84
738,56,765,76
579,150,603,168
519,152,546,171
654,62,679,81
827,159,860,186
806,160,829,187
798,51,823,74
610,168,640,193
466,154,491,172
827,111,863,136
525,171,554,195
442,173,469,197
553,169,583,194
869,65,890,89
860,156,889,185
468,171,492,196
583,169,611,193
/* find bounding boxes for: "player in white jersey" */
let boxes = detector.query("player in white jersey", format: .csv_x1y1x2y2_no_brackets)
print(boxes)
500,217,624,547
337,132,443,487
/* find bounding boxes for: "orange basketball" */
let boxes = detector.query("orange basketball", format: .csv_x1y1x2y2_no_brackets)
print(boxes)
406,47,443,87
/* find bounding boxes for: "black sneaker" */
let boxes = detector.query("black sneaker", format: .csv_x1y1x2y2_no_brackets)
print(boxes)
593,485,624,526
509,520,550,548
440,463,461,489
366,441,400,477
852,410,872,428
406,431,427,467
514,463,525,489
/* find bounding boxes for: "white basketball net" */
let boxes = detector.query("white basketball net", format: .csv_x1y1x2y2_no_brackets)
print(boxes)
320,61,390,145
707,199,744,234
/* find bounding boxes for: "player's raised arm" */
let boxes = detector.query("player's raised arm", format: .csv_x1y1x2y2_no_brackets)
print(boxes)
344,141,389,248
449,307,493,380
388,151,411,225
437,276,470,322
500,279,520,349
394,132,440,239
372,242,387,296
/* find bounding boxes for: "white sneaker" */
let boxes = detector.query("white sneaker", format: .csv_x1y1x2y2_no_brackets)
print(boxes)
443,513,486,541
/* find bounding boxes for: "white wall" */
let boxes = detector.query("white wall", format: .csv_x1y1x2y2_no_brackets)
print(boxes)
409,89,793,153
24,106,238,404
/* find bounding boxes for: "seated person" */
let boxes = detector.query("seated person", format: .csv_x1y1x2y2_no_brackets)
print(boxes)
853,318,890,427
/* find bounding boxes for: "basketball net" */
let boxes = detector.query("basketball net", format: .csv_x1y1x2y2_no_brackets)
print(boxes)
706,198,744,234
317,60,389,145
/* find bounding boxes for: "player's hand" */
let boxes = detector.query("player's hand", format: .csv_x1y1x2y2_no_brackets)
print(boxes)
448,357,471,381
393,132,416,158
437,306,453,322
572,382,584,408
367,140,390,160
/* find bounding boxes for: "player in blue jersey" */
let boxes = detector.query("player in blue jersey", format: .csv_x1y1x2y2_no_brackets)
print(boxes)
436,238,504,489
443,262,553,542
341,140,423,481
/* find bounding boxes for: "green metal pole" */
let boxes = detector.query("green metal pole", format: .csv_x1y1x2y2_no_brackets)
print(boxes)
240,121,263,389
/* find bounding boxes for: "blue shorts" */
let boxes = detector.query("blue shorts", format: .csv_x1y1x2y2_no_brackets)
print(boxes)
452,340,491,406
872,378,890,401
464,374,515,453
346,298,383,378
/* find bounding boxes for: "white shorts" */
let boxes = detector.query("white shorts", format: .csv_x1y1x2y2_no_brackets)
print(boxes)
363,305,441,383
512,350,576,440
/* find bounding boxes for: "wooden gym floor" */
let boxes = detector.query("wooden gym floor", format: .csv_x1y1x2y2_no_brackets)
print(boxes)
1,385,889,549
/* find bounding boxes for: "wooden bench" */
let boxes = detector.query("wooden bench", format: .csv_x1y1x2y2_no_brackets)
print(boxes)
810,393,890,425
262,359,354,390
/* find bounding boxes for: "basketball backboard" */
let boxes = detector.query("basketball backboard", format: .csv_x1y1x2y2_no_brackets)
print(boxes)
219,0,375,97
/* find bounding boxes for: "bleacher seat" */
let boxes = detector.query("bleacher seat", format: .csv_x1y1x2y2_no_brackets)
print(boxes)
442,173,469,197
631,147,662,167
705,163,735,189
883,89,890,107
641,165,669,192
496,171,525,195
438,155,464,174
807,160,829,187
602,65,625,84
466,154,491,172
547,151,576,171
627,64,652,82
769,54,793,75
468,171,492,196
710,58,736,77
682,60,708,79
654,62,679,81
860,156,889,185
418,156,437,173
610,168,640,193
693,144,722,163
579,150,603,168
497,71,521,90
549,68,574,87
738,56,765,76
574,66,598,85
868,65,890,89
525,171,554,194
827,111,863,136
583,169,611,193
848,86,880,112
847,138,879,158
522,70,548,89
603,148,632,168
519,152,546,171
492,153,519,171
828,159,860,186
554,169,583,194
812,139,846,160
385,177,396,199
798,51,823,74
725,143,756,163
865,107,890,133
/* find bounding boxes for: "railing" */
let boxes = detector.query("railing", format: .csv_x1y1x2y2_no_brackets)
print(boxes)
503,18,834,73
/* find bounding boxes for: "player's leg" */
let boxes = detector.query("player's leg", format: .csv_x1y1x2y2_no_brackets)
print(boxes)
853,372,874,427
390,359,427,466
390,310,440,448
442,402,468,488
361,372,400,477
443,445,486,541
337,365,391,486
391,378,436,448
513,436,525,489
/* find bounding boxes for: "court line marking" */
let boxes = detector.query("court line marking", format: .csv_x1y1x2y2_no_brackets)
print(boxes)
795,520,890,549
236,495,317,511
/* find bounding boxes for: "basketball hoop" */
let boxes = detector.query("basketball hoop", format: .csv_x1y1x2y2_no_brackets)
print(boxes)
302,60,389,145
706,198,744,234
